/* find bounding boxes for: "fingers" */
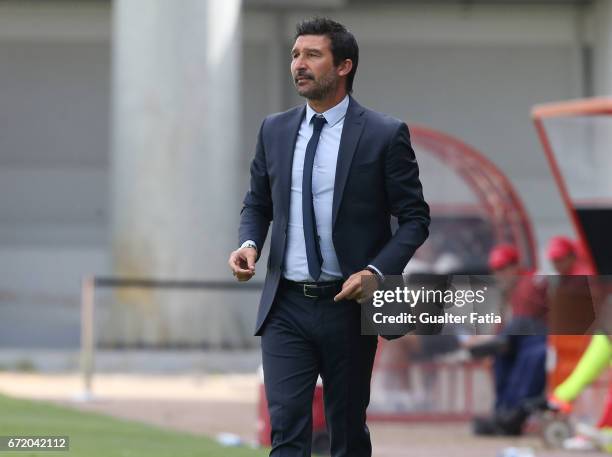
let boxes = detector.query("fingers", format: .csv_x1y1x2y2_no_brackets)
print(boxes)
235,270,255,282
228,249,256,281
334,277,360,302
335,272,378,303
334,288,350,302
356,283,374,304
245,249,256,270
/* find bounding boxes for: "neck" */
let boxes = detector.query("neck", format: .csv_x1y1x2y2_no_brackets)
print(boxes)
308,89,348,113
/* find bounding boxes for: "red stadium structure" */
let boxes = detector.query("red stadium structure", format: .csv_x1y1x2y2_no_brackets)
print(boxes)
410,124,537,271
532,97,612,276
531,98,612,399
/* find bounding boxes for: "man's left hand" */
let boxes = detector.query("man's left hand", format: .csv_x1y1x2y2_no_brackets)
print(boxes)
334,269,379,304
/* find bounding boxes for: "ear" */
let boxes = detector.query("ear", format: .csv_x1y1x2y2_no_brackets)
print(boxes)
336,59,353,77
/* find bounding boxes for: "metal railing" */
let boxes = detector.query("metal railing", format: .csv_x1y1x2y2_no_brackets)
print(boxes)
79,275,263,399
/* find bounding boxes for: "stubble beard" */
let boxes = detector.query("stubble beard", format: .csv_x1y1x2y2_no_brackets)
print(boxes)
295,72,339,101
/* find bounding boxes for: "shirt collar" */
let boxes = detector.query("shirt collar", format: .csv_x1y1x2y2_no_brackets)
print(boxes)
306,94,349,128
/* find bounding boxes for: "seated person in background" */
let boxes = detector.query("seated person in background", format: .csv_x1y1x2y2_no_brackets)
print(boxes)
547,235,593,276
472,244,549,436
546,235,598,334
547,237,609,452
549,333,612,453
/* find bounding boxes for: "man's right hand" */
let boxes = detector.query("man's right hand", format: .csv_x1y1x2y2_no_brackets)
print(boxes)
228,247,257,281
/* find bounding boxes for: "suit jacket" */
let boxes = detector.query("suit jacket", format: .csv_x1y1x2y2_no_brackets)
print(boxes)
239,96,430,336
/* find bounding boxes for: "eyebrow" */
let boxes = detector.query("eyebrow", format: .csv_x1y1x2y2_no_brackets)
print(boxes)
290,47,323,55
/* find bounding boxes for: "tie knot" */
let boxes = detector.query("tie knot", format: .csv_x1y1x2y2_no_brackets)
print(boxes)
312,114,326,132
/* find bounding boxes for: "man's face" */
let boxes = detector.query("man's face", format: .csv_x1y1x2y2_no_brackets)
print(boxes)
552,254,575,275
493,263,520,293
291,35,340,100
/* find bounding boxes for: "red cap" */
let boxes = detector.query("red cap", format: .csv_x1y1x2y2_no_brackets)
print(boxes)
547,236,576,261
488,244,519,270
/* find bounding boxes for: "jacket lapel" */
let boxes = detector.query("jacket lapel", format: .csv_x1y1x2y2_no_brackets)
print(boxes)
332,96,366,229
278,105,306,226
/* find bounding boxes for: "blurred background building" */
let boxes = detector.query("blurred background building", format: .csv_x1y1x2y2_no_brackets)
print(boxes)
0,0,610,349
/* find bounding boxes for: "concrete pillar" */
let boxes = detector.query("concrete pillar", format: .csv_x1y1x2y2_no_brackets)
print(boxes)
106,0,252,347
593,0,612,96
591,0,612,200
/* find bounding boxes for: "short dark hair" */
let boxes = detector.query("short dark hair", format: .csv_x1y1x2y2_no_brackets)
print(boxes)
295,17,359,94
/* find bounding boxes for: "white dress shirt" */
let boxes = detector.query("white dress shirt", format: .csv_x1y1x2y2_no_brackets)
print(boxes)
242,95,384,282
282,95,350,281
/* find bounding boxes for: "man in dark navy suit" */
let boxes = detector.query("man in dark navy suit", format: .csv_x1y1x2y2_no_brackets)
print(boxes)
228,17,430,457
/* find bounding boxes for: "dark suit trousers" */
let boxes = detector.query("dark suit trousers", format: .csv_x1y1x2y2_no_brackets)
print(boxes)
261,282,378,457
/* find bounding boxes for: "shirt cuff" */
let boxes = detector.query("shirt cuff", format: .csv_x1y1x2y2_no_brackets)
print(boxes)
240,240,258,252
366,264,385,281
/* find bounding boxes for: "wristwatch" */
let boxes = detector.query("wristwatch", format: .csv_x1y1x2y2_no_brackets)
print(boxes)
240,240,258,252
365,265,384,286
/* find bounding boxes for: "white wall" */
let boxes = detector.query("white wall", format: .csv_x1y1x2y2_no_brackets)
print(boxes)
0,3,112,347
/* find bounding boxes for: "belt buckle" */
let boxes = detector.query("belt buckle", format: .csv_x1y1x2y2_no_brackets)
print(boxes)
303,284,318,298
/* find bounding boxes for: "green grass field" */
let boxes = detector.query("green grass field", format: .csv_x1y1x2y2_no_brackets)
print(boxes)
0,394,269,456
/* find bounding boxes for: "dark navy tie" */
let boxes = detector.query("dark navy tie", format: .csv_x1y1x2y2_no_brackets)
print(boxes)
302,114,326,281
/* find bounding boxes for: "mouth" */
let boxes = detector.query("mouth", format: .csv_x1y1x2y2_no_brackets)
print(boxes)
295,76,313,84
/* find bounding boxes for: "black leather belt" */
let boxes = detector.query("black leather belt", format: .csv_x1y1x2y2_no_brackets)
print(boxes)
280,278,343,298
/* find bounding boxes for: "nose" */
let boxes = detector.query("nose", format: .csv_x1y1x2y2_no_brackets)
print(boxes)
292,55,307,72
